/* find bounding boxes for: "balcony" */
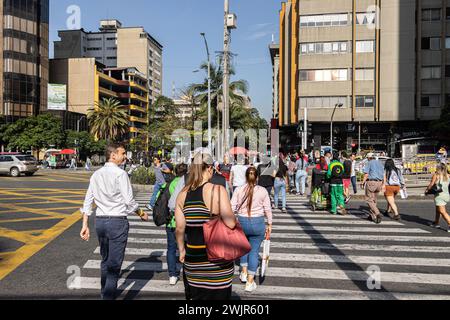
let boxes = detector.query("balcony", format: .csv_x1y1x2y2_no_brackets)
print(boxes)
130,127,147,134
129,104,148,113
99,87,119,98
129,116,148,124
130,81,149,93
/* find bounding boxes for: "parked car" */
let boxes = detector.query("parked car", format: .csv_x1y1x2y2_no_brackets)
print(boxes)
0,154,39,177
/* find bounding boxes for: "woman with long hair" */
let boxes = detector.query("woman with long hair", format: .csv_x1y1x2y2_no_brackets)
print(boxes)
383,159,405,220
174,152,237,300
231,166,273,293
426,163,450,231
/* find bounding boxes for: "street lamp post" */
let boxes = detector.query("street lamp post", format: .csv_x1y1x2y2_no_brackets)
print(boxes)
200,33,212,153
330,103,343,154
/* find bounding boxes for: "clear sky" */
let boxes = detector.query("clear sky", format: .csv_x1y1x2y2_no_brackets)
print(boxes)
49,0,283,121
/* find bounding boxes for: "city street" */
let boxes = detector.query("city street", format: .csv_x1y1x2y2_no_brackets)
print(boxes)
0,170,450,300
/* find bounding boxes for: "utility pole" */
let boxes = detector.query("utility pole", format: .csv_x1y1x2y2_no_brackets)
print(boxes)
200,33,212,152
222,0,230,161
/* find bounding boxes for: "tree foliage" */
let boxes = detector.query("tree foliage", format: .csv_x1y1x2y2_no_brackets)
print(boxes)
87,98,129,142
65,130,107,158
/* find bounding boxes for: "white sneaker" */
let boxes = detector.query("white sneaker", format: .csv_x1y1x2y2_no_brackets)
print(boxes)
169,277,179,286
245,281,257,293
146,205,153,212
430,223,441,229
239,272,247,283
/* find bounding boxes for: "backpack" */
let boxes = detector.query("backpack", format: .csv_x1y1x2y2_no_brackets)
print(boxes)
388,170,401,186
153,176,176,227
330,162,344,179
343,160,352,179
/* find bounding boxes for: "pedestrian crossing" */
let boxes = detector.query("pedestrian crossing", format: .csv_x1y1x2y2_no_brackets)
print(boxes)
69,193,450,300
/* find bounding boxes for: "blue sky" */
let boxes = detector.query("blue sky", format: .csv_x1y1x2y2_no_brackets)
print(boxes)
49,0,283,121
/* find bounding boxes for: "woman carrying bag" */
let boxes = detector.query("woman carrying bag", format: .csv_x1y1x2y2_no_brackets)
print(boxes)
426,163,450,232
383,159,405,220
231,167,273,293
174,153,237,300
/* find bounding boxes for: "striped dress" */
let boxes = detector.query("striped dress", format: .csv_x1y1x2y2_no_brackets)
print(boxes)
183,184,234,300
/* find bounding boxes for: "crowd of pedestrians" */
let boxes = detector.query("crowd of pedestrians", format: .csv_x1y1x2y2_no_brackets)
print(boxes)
79,143,450,301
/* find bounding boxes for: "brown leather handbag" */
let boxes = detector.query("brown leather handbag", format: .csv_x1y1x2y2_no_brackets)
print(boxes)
203,185,251,263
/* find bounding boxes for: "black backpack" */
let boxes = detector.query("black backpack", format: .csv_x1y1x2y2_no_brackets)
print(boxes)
153,176,175,227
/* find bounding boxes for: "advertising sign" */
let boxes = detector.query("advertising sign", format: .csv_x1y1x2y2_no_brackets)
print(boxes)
48,84,67,111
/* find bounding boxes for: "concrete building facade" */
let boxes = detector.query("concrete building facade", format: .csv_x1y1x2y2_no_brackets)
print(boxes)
54,19,162,106
0,0,49,121
49,58,149,143
273,0,446,155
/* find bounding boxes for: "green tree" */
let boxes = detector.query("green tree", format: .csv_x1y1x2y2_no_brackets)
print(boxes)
148,95,182,153
65,130,107,158
0,113,65,159
87,98,129,142
430,106,450,141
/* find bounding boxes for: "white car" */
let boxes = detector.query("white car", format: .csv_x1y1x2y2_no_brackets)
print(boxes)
355,157,403,174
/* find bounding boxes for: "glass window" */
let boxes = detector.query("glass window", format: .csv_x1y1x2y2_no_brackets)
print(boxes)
308,43,315,53
356,40,374,53
323,43,332,53
447,7,450,20
422,66,441,79
340,42,347,52
422,95,441,107
316,43,323,54
446,65,450,77
422,9,441,21
446,38,450,49
431,38,441,50
301,44,307,54
332,43,339,52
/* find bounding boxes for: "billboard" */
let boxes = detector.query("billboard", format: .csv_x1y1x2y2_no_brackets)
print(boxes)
48,84,67,111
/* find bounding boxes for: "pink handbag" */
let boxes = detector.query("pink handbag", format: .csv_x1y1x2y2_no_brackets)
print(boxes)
203,185,251,263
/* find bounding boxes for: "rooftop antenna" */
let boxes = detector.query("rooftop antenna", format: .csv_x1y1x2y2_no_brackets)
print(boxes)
172,81,176,99
271,33,275,44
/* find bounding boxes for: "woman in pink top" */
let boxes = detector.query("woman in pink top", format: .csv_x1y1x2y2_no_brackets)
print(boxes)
231,167,273,293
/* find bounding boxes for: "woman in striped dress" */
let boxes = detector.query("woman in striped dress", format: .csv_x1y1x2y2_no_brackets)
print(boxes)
175,153,237,300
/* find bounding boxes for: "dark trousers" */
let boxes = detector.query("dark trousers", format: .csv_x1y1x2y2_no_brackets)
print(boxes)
96,218,129,300
166,227,180,278
265,186,273,198
351,176,357,194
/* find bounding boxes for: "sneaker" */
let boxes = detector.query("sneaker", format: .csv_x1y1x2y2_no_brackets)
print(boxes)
430,223,441,229
282,208,287,213
375,215,382,224
345,196,351,204
239,272,248,283
169,276,179,286
338,207,348,216
146,205,153,212
245,281,257,293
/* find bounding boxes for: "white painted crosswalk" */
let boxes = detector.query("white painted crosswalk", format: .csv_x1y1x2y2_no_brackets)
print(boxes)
70,193,450,300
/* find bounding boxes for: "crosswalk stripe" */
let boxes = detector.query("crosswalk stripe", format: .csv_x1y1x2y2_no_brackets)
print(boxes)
127,219,403,226
270,226,429,233
69,277,450,300
128,214,372,220
92,247,450,267
81,259,450,285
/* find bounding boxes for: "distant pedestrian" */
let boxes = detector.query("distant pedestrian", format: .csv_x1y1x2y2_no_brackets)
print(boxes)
231,167,272,293
324,151,332,167
68,157,77,171
295,151,308,196
342,152,352,203
230,158,248,193
165,163,188,286
256,157,276,200
174,152,236,300
79,143,149,300
361,153,385,224
211,161,227,188
327,155,347,215
383,159,405,220
274,155,288,213
426,163,450,231
147,156,171,211
287,156,296,193
85,157,92,171
350,153,358,194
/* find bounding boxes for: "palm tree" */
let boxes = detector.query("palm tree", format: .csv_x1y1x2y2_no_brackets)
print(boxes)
188,60,249,131
87,98,129,142
178,86,200,130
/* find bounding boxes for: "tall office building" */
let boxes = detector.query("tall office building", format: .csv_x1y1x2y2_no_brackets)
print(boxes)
272,0,446,154
0,0,49,121
54,19,163,105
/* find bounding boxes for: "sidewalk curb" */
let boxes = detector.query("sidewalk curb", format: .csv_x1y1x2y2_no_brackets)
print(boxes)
132,184,153,193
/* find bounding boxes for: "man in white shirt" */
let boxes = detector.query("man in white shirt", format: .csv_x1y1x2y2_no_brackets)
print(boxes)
230,158,249,193
80,143,149,300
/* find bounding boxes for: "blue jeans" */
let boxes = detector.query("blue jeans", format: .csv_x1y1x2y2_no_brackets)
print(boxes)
296,170,308,194
238,216,266,276
351,176,358,194
96,218,129,300
166,227,180,278
149,182,164,208
274,178,287,209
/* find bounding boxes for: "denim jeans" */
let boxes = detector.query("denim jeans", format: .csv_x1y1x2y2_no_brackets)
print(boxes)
238,216,266,276
166,227,180,278
296,170,308,194
288,174,295,188
274,178,287,209
96,217,129,300
149,182,164,208
351,176,358,194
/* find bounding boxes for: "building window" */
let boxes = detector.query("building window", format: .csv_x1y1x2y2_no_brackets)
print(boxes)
87,47,102,51
299,69,349,82
447,8,450,20
446,38,450,49
87,38,102,41
106,37,116,41
299,96,348,109
356,12,376,25
300,41,350,55
422,8,441,21
355,69,375,81
421,95,441,107
421,66,441,79
356,96,375,108
446,65,450,77
106,57,117,60
356,40,375,53
422,37,441,50
300,14,348,28
107,47,117,50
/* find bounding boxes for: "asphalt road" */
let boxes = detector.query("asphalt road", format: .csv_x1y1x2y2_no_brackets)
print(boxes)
0,169,449,300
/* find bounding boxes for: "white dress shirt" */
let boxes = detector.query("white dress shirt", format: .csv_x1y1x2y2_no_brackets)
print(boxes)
80,162,139,217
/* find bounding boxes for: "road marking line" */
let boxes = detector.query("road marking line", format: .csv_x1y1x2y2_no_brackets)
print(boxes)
0,216,66,224
0,210,82,281
270,225,429,233
69,277,450,300
0,227,37,243
81,259,450,285
0,190,83,205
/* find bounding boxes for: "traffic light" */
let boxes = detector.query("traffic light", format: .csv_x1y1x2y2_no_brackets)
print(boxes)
297,121,304,138
307,123,313,137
